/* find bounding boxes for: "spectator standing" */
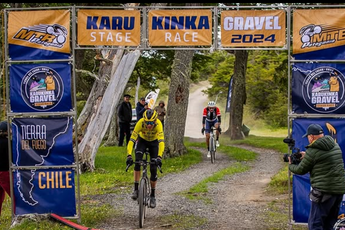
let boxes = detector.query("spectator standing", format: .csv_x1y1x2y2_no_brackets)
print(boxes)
136,97,148,121
0,121,12,218
154,100,166,130
289,124,345,230
118,94,132,146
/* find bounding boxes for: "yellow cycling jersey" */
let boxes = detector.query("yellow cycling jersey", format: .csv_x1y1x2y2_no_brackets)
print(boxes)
127,118,165,157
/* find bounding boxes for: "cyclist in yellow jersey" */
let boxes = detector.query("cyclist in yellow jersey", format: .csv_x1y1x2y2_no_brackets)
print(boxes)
126,109,164,208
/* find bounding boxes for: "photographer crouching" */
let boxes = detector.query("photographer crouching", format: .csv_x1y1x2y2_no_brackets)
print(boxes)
288,124,345,230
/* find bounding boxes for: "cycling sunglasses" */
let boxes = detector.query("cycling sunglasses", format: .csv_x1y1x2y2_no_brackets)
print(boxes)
145,121,155,125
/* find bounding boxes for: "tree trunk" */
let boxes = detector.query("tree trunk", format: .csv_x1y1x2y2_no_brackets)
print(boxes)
103,104,120,147
78,50,141,172
229,50,248,140
164,50,194,158
77,49,124,141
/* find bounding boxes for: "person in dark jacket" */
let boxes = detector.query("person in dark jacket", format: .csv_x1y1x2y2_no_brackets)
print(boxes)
136,97,148,121
289,123,345,230
154,100,166,130
118,94,132,146
0,121,12,218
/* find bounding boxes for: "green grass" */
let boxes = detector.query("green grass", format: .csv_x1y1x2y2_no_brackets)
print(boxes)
1,134,292,229
180,162,249,203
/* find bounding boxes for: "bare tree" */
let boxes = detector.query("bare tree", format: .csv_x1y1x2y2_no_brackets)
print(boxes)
164,50,195,158
78,50,141,172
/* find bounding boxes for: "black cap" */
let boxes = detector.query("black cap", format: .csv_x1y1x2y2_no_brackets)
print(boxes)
302,124,324,138
140,97,145,101
124,94,131,98
0,121,7,132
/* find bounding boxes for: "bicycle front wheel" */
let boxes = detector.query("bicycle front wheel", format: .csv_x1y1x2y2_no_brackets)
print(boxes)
211,150,215,163
209,137,216,163
138,178,147,228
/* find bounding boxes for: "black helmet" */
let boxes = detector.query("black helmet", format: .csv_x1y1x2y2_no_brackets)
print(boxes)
143,109,158,122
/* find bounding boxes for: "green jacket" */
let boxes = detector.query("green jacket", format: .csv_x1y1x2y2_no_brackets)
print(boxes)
289,135,345,195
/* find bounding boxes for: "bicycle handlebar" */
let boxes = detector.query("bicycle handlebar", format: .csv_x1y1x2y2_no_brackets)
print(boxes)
125,160,163,173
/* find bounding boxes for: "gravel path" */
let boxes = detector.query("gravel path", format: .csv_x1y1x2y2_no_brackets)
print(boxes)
95,143,287,230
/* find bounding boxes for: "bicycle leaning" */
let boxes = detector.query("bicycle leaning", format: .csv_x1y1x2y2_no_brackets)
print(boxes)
126,149,163,228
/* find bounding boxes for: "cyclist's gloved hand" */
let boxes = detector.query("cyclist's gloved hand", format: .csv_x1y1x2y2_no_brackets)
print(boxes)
156,156,162,167
201,127,205,135
126,155,133,166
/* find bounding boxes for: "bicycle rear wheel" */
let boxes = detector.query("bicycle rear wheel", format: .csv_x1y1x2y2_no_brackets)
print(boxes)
138,178,147,228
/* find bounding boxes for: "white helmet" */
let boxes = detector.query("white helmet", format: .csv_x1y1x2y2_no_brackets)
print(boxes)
208,101,216,107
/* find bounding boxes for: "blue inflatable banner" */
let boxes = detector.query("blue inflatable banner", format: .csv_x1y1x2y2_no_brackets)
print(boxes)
9,63,72,112
12,117,74,166
292,63,345,114
13,168,76,216
291,118,345,223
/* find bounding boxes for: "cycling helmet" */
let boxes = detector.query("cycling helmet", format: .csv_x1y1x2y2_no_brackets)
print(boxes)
143,109,158,122
208,101,216,107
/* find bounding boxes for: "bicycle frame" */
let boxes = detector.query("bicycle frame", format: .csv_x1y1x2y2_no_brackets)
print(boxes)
209,126,217,163
138,152,150,228
126,150,163,228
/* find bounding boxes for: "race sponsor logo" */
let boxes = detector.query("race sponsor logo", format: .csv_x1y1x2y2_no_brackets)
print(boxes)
12,24,67,49
302,66,345,113
21,66,64,111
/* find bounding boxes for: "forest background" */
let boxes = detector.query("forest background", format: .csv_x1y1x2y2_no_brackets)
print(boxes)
0,2,327,172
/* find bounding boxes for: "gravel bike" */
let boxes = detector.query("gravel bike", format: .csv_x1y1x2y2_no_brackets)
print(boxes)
209,126,217,164
126,149,162,228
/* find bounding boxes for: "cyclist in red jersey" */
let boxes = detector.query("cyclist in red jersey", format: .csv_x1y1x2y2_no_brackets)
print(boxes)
202,101,221,157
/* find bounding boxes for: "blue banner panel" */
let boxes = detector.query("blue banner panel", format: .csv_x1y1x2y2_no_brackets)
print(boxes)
292,174,311,223
292,118,345,159
292,63,345,114
291,118,345,223
293,45,345,61
9,63,72,112
13,168,76,216
293,174,345,224
226,76,233,113
12,117,74,167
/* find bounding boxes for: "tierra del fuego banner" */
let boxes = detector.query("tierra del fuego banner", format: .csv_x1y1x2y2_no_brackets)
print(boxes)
77,9,141,46
293,9,345,60
148,10,212,47
221,10,286,47
11,117,76,216
8,10,70,60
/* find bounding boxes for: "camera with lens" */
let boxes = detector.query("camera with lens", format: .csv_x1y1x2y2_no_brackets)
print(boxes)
282,137,302,165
